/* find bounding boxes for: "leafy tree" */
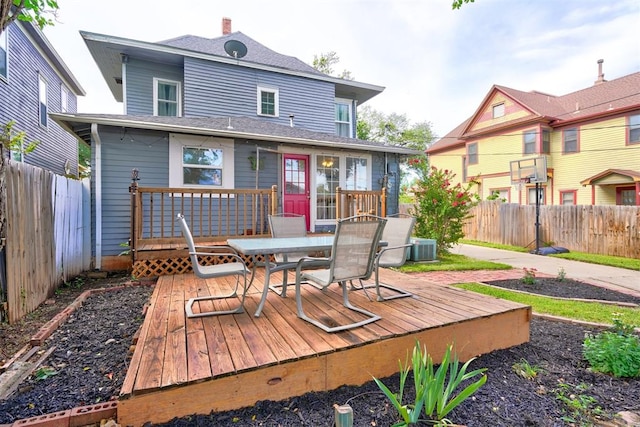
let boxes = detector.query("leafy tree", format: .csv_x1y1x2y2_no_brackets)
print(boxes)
452,0,475,9
312,51,353,80
1,0,59,33
410,167,479,254
1,120,39,161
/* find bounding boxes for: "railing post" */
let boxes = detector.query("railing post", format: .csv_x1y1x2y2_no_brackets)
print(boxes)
129,169,140,263
381,187,387,217
336,187,342,220
271,185,278,215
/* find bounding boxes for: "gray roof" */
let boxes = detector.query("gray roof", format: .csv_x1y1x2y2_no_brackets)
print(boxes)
80,30,384,105
159,32,323,76
50,113,422,156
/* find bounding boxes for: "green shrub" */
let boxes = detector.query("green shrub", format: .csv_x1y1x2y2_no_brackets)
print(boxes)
373,342,487,426
583,318,640,378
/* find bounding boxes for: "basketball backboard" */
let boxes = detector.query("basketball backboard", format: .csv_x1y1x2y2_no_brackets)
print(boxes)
510,156,548,185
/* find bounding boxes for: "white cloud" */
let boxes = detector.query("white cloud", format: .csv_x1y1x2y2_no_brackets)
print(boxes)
43,0,640,138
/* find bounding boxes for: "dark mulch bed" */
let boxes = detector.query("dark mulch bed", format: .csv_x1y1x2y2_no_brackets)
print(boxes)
1,277,639,426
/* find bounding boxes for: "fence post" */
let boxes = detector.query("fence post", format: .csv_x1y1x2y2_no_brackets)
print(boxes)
271,185,278,215
0,141,6,322
129,169,140,264
381,187,387,217
336,187,343,220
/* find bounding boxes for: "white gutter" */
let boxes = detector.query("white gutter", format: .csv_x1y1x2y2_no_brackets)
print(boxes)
90,123,102,270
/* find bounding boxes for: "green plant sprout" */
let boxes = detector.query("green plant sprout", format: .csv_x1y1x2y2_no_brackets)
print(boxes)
521,267,537,285
583,316,640,378
511,358,541,380
373,341,487,426
557,266,566,281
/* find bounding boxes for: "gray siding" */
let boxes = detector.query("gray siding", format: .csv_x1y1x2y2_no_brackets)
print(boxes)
0,23,79,176
125,58,184,116
183,58,335,134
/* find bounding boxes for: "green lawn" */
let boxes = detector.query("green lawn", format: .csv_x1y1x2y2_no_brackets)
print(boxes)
456,282,640,327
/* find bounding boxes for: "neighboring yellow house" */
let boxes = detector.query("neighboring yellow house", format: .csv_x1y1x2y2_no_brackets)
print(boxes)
427,62,640,206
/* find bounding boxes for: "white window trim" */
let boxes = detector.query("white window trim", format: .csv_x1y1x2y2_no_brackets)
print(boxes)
39,74,48,128
257,85,279,117
0,28,7,80
335,98,353,138
492,103,505,118
169,134,235,190
153,77,182,117
60,84,69,113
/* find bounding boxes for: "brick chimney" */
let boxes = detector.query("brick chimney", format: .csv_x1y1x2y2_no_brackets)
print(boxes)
594,59,606,85
222,17,232,35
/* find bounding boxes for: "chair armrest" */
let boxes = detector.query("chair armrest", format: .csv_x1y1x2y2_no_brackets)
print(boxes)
189,251,247,266
295,256,330,274
377,242,412,257
194,245,240,255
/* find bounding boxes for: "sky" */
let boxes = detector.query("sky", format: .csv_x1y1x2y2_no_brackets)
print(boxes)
42,0,640,139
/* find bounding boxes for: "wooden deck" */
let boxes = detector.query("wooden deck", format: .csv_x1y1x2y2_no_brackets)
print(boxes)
118,268,531,426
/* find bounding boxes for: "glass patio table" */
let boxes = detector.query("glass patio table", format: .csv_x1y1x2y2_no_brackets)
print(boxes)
227,235,335,317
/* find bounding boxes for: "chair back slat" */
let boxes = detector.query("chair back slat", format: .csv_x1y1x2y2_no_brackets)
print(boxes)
331,217,386,282
378,216,415,267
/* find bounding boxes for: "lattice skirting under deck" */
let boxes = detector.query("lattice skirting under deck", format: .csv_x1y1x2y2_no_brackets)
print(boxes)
132,254,268,279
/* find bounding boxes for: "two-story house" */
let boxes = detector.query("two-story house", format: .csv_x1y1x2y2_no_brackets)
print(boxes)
427,61,640,207
51,18,420,271
0,19,85,176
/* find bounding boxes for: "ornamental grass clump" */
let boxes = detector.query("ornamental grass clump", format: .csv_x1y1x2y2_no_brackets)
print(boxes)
373,341,487,426
583,317,640,378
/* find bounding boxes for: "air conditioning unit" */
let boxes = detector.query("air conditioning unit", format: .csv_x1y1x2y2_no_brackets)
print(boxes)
410,238,437,261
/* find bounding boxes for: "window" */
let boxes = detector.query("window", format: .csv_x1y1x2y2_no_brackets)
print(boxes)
60,85,68,113
629,114,640,144
560,190,576,205
315,153,371,221
0,28,7,79
492,103,505,118
528,186,545,205
523,130,536,154
617,187,637,205
257,85,278,117
467,142,478,164
168,134,235,189
489,188,509,202
335,99,352,137
541,129,551,154
39,75,47,127
563,128,578,153
153,78,181,117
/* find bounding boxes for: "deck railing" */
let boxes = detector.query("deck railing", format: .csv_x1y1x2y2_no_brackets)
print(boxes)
336,187,386,219
130,183,278,258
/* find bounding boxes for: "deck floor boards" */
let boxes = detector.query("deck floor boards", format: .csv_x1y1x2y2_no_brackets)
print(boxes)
118,268,531,426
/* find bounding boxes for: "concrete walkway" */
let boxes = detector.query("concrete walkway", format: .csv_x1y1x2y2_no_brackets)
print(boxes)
448,243,640,297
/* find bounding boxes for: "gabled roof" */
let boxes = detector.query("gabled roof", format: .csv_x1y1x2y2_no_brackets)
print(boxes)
80,30,384,105
21,21,85,95
50,113,422,156
580,169,640,186
428,71,640,154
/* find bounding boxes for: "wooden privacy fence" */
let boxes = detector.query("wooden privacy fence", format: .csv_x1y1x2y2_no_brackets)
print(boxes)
1,160,89,323
463,201,640,259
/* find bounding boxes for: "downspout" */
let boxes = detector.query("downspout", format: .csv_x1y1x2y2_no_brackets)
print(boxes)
91,123,102,270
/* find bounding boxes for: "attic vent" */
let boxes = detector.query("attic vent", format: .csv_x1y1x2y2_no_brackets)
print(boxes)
224,40,247,59
114,77,122,85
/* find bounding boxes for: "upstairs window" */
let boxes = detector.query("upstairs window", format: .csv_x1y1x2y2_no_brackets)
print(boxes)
153,78,181,117
257,85,278,117
523,130,536,154
39,75,47,127
629,114,640,144
0,28,7,79
541,129,551,154
60,85,69,113
335,99,352,137
563,128,578,153
467,142,478,164
492,103,505,118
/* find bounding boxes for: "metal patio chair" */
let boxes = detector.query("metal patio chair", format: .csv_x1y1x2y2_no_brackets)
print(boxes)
267,213,308,296
177,213,251,318
352,214,416,301
294,215,386,333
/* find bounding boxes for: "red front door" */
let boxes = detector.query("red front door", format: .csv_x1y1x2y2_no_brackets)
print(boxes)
283,154,310,230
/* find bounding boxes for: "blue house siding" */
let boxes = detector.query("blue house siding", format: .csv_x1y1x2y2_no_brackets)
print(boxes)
183,58,335,134
125,58,184,116
0,23,79,176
